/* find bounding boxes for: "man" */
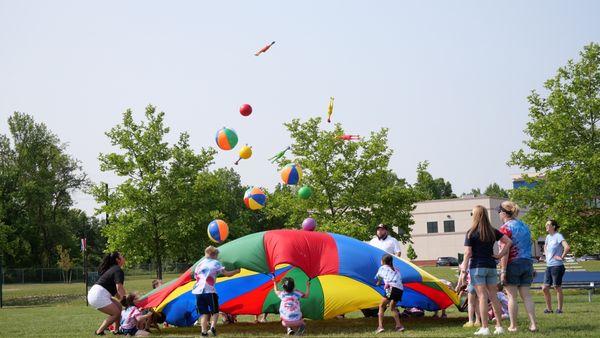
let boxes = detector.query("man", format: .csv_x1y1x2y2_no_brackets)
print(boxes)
362,224,402,318
368,224,402,257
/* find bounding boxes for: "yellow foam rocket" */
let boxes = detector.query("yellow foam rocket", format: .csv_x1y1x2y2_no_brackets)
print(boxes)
234,144,253,165
327,97,334,123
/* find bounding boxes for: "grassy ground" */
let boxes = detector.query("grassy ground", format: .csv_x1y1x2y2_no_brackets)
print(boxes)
1,268,599,337
579,261,600,271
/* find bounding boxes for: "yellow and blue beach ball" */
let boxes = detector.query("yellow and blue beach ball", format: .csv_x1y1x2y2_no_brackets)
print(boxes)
243,187,267,210
280,163,302,185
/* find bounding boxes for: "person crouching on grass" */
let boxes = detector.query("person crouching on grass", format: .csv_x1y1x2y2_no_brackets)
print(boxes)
375,254,405,334
273,276,310,335
192,246,240,337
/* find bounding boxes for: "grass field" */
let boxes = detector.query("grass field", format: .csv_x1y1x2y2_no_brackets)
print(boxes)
1,268,599,337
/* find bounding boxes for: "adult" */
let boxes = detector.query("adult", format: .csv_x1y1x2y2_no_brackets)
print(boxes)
363,224,402,318
88,251,127,335
542,219,570,314
498,201,538,332
460,205,512,336
368,224,402,257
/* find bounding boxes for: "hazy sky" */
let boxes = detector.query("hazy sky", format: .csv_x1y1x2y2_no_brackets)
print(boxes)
1,1,599,215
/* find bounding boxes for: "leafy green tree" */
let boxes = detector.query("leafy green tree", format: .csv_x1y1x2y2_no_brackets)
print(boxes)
406,244,417,261
414,161,456,201
0,113,89,267
279,118,415,241
92,105,216,278
509,43,600,254
484,183,509,199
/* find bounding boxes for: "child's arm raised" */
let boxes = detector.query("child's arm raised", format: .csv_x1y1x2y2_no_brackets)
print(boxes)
301,280,311,298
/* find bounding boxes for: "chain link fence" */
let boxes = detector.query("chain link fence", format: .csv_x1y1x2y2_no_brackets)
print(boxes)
1,262,191,284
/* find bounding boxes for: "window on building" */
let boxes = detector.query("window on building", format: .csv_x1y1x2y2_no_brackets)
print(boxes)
444,220,455,233
427,221,438,233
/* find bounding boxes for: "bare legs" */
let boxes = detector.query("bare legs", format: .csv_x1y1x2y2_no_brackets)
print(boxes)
475,284,503,330
377,298,403,332
505,285,537,332
96,299,122,334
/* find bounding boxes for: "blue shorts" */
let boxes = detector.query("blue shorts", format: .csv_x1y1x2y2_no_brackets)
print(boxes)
467,284,476,294
544,265,566,287
470,268,498,286
196,293,219,315
506,259,534,286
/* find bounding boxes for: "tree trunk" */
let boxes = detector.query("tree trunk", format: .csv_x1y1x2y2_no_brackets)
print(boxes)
153,218,163,280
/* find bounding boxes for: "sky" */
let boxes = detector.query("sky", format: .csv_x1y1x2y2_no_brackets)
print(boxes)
1,0,599,216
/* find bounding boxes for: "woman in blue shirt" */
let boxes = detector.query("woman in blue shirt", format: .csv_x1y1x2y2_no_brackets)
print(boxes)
542,219,571,314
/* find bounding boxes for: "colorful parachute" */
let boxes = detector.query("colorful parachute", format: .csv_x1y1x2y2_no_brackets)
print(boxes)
137,230,458,327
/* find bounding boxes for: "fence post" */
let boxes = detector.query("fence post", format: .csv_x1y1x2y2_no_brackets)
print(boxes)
41,268,44,283
21,268,24,284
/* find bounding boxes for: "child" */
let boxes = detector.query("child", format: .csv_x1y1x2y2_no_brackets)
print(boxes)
457,265,480,328
119,294,152,336
273,276,310,336
192,246,240,337
375,254,404,334
489,284,509,321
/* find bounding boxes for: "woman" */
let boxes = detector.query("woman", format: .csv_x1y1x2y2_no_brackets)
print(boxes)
460,205,512,336
88,251,127,335
542,219,570,314
498,201,538,332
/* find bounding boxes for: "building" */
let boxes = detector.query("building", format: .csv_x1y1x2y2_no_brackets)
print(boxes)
400,195,542,265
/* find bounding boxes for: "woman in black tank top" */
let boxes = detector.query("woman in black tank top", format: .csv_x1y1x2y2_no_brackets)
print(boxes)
91,251,127,335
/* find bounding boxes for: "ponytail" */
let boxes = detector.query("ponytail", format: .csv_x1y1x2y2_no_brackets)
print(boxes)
382,254,395,269
98,251,120,275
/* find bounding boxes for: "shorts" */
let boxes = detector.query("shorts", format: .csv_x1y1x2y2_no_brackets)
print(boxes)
544,265,566,287
467,284,476,294
470,268,498,286
120,327,138,335
385,287,403,302
88,284,113,309
506,259,534,286
196,293,219,315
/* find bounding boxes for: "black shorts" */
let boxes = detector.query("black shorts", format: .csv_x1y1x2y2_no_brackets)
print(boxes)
196,293,219,315
386,287,403,302
544,265,566,287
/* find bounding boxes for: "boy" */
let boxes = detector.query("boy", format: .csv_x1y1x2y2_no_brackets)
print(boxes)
192,246,240,336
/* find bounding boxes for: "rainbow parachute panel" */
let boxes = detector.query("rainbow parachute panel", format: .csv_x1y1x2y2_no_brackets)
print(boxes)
138,230,459,327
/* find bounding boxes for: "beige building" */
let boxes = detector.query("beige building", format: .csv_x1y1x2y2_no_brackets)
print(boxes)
399,196,541,264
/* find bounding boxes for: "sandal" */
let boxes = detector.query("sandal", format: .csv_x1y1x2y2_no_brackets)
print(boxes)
375,327,385,334
395,326,405,332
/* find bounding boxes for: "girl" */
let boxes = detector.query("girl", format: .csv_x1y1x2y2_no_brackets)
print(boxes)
375,254,404,333
273,277,310,336
460,205,512,335
88,251,127,336
120,294,152,336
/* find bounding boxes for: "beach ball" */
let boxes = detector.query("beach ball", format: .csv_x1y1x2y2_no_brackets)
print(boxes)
280,163,302,185
240,104,252,116
244,187,267,210
298,186,312,199
215,127,238,150
302,218,317,231
207,219,229,243
239,145,253,159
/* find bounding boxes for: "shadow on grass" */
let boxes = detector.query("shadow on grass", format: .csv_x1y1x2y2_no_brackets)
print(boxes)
157,315,468,337
3,294,84,307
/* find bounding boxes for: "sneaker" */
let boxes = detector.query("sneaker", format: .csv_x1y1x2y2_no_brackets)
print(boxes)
375,327,385,334
556,309,563,314
474,327,491,336
395,326,405,332
474,322,482,327
543,309,553,314
201,333,208,337
296,325,306,336
494,327,505,335
286,327,295,335
209,326,217,336
463,322,475,328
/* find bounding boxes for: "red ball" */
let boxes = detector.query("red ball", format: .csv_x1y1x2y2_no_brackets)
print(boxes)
240,104,252,116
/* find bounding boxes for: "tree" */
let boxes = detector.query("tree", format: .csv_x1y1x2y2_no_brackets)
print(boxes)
56,245,74,283
406,244,417,261
0,113,89,267
483,183,509,199
509,43,600,255
279,118,415,241
92,105,216,278
414,161,456,201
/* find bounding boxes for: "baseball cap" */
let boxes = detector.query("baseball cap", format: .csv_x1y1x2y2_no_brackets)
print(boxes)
376,224,388,230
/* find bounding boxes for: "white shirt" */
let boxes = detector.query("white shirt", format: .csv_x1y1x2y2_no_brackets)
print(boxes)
375,265,403,290
191,258,225,294
368,235,401,255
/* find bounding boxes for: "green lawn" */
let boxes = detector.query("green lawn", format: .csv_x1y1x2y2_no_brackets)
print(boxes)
579,261,600,272
1,269,599,337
